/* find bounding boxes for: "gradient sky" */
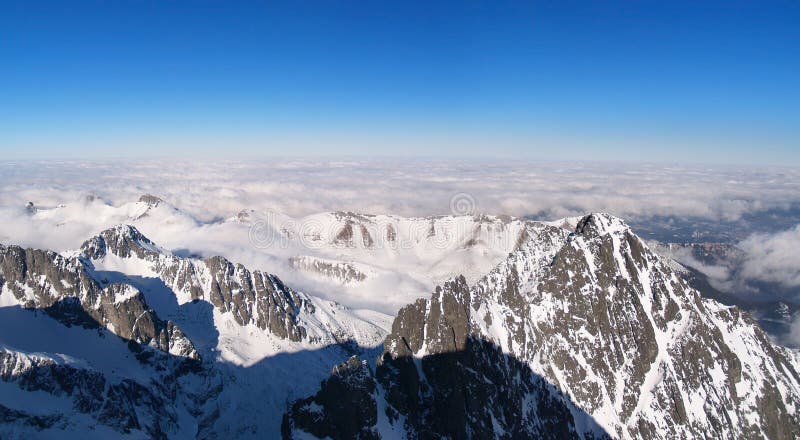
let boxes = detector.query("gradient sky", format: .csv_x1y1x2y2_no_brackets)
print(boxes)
1,1,798,163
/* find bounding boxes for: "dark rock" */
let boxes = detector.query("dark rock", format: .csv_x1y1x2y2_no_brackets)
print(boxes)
283,356,379,440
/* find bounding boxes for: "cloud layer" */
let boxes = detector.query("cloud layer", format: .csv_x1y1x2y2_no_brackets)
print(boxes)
2,159,799,223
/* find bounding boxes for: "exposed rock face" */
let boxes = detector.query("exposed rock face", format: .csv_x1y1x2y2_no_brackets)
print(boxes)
649,240,800,347
334,222,355,247
283,356,380,440
289,256,368,284
0,232,219,439
0,348,197,439
4,212,800,439
381,338,590,440
0,226,389,438
385,224,396,243
137,194,163,207
0,243,198,360
82,225,312,342
80,224,160,260
314,211,525,254
0,403,62,432
360,225,374,248
285,214,800,439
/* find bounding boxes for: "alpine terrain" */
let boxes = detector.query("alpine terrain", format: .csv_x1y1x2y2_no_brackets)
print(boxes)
1,213,798,439
284,213,800,439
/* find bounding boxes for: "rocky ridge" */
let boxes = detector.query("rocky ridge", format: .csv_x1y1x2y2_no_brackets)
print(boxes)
0,241,197,360
285,213,800,440
0,225,390,438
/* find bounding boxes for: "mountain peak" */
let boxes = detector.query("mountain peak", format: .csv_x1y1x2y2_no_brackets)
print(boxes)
137,194,163,207
575,212,630,237
287,211,800,439
80,224,162,259
102,224,153,244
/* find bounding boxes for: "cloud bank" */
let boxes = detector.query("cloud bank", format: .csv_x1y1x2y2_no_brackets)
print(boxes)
2,159,799,223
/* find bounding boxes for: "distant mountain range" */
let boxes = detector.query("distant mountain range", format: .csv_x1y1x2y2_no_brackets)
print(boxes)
15,194,533,313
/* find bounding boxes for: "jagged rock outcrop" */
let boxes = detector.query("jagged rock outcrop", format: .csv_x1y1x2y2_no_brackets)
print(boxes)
0,234,218,439
82,225,312,342
0,348,194,438
4,211,800,439
283,356,380,440
285,214,800,439
289,256,368,284
0,243,198,360
138,194,163,207
649,240,800,347
0,403,62,433
0,226,388,438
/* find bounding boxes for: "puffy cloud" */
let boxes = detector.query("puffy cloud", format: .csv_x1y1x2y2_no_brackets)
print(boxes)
739,225,800,288
734,225,800,347
664,245,737,291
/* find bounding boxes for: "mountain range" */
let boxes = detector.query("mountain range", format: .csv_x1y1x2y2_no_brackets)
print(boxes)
1,196,799,438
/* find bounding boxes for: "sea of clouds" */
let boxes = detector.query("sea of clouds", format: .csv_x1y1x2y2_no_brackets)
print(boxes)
1,158,799,306
3,159,800,222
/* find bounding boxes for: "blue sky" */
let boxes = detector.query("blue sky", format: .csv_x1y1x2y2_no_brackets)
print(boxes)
1,1,798,163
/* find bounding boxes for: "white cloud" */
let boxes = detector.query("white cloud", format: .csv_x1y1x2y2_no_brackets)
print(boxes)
2,159,799,223
666,246,737,291
739,225,800,288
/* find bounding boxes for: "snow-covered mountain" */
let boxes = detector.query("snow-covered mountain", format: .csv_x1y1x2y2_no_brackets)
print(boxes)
649,241,800,347
17,195,530,313
235,209,530,309
0,225,390,438
2,211,800,438
31,194,200,232
285,214,800,439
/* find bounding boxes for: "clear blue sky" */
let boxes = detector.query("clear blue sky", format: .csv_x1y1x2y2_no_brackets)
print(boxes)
1,1,798,163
